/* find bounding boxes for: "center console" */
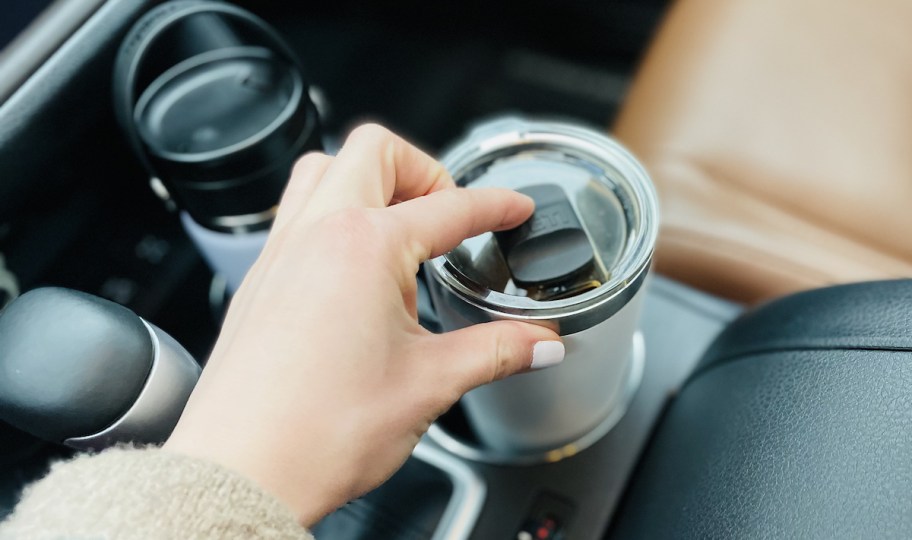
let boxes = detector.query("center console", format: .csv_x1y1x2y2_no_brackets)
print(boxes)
314,275,741,539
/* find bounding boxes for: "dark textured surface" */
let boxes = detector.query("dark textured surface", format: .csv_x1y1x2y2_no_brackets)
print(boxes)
312,457,451,540
609,280,912,539
0,0,156,217
0,288,153,442
700,279,912,369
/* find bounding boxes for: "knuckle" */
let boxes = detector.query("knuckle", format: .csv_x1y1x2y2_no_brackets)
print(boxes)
321,207,371,231
494,321,530,379
346,123,393,147
426,160,453,188
491,328,516,383
385,213,426,260
315,208,404,262
291,152,329,176
316,208,379,251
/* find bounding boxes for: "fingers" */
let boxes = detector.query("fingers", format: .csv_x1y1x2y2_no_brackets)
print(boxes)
273,152,334,230
387,187,534,260
426,321,563,395
304,124,455,219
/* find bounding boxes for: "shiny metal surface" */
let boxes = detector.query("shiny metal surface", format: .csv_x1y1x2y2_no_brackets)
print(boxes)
209,206,277,233
427,118,658,335
412,439,487,540
429,256,649,335
65,320,200,450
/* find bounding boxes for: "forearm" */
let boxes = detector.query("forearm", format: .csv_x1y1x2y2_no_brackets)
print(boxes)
0,446,312,539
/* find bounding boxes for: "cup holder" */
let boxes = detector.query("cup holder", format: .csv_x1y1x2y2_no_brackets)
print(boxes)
312,441,485,540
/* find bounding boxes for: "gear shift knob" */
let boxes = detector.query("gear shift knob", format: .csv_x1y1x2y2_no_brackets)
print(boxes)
0,288,200,450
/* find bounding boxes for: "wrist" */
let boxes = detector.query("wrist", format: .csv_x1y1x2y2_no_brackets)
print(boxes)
163,421,335,528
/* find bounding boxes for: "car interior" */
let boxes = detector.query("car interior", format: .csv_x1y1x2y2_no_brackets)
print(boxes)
1,1,911,539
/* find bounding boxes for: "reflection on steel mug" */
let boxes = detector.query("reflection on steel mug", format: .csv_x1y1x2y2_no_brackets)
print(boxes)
425,118,659,464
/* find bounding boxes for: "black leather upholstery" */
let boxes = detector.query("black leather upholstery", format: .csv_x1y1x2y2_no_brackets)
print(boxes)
608,280,912,539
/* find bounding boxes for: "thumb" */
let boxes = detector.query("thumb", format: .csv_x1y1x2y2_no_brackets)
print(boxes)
431,320,564,395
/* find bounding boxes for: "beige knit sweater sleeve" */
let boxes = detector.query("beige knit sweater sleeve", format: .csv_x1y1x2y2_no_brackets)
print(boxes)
0,446,313,539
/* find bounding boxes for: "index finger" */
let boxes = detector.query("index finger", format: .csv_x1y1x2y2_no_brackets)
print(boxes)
303,124,455,220
387,187,535,261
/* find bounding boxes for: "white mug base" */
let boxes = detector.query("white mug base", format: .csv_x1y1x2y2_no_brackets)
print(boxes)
426,331,645,466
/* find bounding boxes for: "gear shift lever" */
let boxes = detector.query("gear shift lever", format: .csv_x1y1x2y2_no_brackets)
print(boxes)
0,288,200,450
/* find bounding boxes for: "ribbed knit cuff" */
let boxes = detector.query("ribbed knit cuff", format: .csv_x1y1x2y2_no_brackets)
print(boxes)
0,445,312,539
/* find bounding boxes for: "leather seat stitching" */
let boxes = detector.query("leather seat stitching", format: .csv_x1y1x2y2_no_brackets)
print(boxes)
689,343,912,385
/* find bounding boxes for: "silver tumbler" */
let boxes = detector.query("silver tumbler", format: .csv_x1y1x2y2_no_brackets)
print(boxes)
425,118,658,463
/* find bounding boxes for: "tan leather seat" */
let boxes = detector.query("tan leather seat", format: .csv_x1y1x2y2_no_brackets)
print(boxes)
613,0,912,303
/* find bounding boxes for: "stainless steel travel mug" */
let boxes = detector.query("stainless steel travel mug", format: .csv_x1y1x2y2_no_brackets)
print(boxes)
425,118,659,462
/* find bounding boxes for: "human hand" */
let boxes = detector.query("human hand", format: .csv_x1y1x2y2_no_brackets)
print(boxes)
163,124,564,526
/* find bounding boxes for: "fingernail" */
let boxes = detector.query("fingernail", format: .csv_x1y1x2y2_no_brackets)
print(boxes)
530,341,565,370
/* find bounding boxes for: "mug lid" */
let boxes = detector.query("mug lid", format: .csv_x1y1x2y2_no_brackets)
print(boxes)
428,117,659,333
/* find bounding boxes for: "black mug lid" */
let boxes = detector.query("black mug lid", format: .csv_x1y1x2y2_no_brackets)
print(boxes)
114,1,322,231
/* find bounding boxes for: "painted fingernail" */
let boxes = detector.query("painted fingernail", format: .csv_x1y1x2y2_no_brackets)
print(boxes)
530,341,565,370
